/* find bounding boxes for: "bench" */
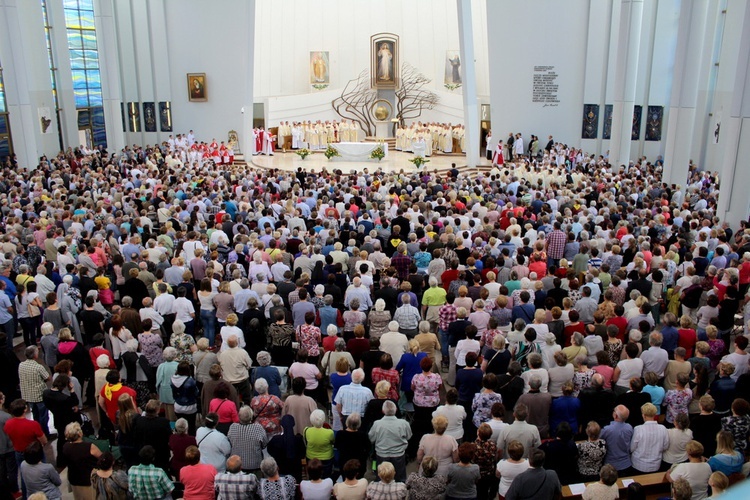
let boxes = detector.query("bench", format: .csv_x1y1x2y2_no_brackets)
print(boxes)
562,472,670,499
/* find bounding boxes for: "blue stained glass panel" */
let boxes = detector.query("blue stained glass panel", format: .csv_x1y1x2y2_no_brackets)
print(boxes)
65,9,80,28
0,88,5,113
83,50,98,69
78,0,94,11
77,109,90,128
88,89,102,106
71,70,87,89
86,70,101,89
81,32,97,50
91,107,104,126
0,116,7,135
74,89,89,108
67,30,83,50
69,49,85,69
63,0,81,9
79,10,95,29
0,138,9,159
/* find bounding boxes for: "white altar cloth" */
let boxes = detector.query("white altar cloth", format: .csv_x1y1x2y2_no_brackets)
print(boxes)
332,142,388,161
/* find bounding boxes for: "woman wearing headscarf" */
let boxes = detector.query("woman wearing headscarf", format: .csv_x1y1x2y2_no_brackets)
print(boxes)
57,275,82,342
267,414,303,482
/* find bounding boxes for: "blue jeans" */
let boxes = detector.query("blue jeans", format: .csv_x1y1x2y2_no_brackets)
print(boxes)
30,401,50,438
200,309,216,346
438,328,450,361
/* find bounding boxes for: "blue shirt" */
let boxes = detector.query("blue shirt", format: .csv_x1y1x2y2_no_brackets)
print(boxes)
0,293,12,324
550,396,581,435
661,326,679,354
395,352,427,392
0,276,16,302
600,420,633,470
642,385,665,414
455,367,484,403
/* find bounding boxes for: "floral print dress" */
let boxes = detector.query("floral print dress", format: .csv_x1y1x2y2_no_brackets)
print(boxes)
664,388,692,424
472,391,504,428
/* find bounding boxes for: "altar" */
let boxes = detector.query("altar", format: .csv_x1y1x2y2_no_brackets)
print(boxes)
332,142,388,161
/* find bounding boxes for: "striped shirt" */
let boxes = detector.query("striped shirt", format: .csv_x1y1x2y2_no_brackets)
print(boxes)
334,382,374,416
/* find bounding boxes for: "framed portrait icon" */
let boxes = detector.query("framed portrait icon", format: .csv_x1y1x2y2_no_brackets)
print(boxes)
371,33,399,89
187,73,207,102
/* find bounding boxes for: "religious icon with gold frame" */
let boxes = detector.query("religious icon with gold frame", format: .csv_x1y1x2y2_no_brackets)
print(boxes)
371,33,399,89
187,73,207,102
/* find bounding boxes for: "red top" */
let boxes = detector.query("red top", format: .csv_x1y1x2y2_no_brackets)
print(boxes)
4,417,44,452
180,463,217,500
678,328,698,358
209,398,239,424
606,316,629,342
100,384,137,423
89,346,116,370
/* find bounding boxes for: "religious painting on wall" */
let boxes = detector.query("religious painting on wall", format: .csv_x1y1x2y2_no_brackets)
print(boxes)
581,104,599,139
310,51,330,89
371,33,398,89
603,104,613,140
645,106,663,141
444,51,462,90
38,107,52,134
159,101,172,132
187,73,206,101
127,102,141,132
143,102,156,132
632,105,642,140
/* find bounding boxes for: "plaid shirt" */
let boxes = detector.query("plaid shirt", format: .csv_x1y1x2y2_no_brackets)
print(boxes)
215,470,258,499
128,464,174,499
438,304,457,332
226,423,268,470
391,253,411,281
19,360,48,403
546,229,567,260
365,481,407,500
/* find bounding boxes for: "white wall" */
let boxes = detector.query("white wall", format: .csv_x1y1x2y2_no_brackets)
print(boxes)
487,0,679,158
254,0,489,127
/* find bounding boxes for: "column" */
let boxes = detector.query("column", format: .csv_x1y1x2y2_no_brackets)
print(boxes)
662,0,712,186
456,0,480,168
94,0,125,152
609,0,644,167
0,0,59,167
716,2,750,225
242,1,256,155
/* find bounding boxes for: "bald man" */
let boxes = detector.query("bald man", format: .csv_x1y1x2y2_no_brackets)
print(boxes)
600,405,634,475
214,455,258,498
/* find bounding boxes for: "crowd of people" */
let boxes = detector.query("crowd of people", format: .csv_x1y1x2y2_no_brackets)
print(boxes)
0,131,748,500
273,120,363,152
395,123,466,156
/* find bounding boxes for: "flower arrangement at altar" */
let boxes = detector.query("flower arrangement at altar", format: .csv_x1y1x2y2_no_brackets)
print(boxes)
444,83,462,91
370,146,385,162
409,156,430,168
296,148,311,160
324,145,340,159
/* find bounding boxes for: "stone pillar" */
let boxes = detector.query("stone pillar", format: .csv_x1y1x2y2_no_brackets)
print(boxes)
94,0,126,153
456,0,480,168
662,0,712,186
242,1,256,155
0,0,59,166
609,0,644,167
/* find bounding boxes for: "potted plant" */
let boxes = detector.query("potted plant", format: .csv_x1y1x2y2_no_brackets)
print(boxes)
370,146,385,161
324,145,340,159
296,148,311,160
409,156,430,169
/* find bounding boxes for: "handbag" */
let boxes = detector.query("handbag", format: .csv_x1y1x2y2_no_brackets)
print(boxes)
28,302,41,318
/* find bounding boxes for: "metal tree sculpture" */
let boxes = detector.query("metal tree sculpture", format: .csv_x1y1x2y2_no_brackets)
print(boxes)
395,63,439,126
331,69,378,136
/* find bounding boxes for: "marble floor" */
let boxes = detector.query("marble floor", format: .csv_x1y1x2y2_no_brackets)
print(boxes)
245,148,493,174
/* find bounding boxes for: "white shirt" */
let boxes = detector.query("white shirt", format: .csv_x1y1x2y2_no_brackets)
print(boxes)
496,459,531,497
616,358,644,388
455,339,481,366
153,293,176,316
379,331,409,367
171,297,195,323
670,461,711,500
521,368,549,393
722,351,750,381
219,325,245,351
630,421,669,472
433,404,467,440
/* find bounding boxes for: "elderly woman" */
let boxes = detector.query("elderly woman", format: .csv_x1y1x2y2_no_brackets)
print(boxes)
471,373,503,429
137,318,164,368
156,346,179,421
482,335,512,377
219,313,244,351
171,361,200,435
396,339,428,403
372,353,400,401
412,356,443,440
417,415,459,476
120,339,151,409
227,406,269,474
335,413,371,479
62,421,102,500
56,328,92,398
342,298,366,342
394,294,422,338
577,421,607,481
581,464,619,500
366,461,407,500
563,331,587,363
251,378,284,436
363,380,401,433
303,409,335,479
56,276,82,341
192,337,218,389
666,440,712,499
169,417,197,478
289,349,325,404
170,319,196,364
414,320,441,362
208,381,240,435
406,455,447,500
368,299,393,340
252,351,282,398
108,314,134,367
43,292,70,337
259,457,296,500
321,337,355,377
268,309,295,367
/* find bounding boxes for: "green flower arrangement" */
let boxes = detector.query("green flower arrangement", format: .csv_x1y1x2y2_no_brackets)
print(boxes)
370,146,385,161
444,83,462,91
324,145,340,159
296,148,311,160
409,156,430,168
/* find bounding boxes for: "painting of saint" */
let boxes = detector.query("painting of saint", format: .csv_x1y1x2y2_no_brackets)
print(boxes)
371,34,398,88
310,51,330,84
187,73,206,101
377,42,394,82
445,51,462,85
143,102,156,132
159,101,172,132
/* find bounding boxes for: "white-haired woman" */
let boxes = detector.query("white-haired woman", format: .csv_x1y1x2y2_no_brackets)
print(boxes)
169,417,197,478
227,406,268,473
193,337,218,390
259,457,296,500
320,338,355,378
368,299,392,339
366,461,407,500
169,319,196,364
252,351,282,398
120,338,151,408
156,346,179,421
251,378,284,436
303,409,335,479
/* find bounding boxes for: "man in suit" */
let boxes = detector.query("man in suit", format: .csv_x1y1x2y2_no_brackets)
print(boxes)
507,132,515,161
578,374,617,429
545,135,554,153
505,448,561,500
